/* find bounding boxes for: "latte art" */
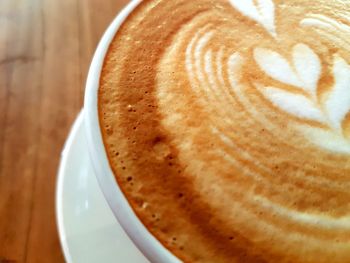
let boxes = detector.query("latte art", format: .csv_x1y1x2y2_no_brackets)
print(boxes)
99,0,350,262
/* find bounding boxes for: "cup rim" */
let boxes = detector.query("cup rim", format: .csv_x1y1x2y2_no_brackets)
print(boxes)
83,1,181,262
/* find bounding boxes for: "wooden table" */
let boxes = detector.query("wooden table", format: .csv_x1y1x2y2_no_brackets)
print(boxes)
0,0,128,262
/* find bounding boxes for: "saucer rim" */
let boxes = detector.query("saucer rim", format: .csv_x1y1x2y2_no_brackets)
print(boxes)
56,111,84,263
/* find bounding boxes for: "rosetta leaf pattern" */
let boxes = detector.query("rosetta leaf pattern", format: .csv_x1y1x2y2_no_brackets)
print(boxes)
254,43,350,137
254,48,304,88
229,0,276,37
259,86,325,122
301,126,350,154
254,44,321,95
292,44,321,96
325,55,350,131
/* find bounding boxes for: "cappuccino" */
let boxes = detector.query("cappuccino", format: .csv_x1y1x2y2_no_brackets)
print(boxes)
99,0,350,262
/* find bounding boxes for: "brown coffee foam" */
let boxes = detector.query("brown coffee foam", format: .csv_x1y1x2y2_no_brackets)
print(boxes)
99,0,350,262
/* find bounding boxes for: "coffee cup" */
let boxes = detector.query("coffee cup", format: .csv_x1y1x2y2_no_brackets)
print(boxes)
84,0,350,262
84,1,180,262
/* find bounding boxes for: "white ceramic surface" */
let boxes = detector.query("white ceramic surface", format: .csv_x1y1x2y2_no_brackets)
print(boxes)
84,0,180,262
56,112,149,263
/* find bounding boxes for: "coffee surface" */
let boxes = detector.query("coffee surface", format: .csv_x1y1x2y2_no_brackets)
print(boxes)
99,0,350,262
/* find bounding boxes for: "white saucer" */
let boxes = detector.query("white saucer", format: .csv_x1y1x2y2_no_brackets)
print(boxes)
56,112,149,263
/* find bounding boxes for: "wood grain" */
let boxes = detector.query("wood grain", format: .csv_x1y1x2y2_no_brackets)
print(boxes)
0,0,128,262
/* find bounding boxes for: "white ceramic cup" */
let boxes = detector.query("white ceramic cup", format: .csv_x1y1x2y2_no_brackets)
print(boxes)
84,1,181,262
